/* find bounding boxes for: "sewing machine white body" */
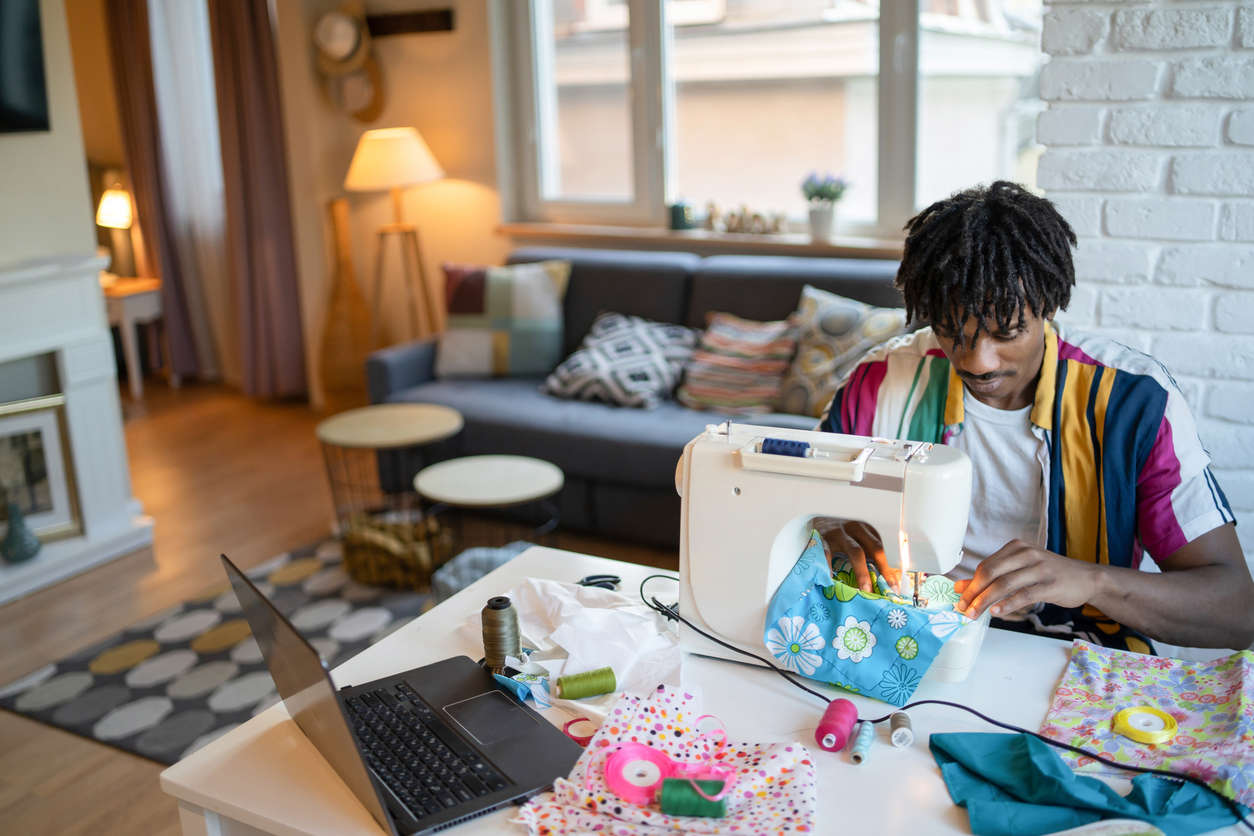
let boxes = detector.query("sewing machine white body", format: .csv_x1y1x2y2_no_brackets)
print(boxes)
677,423,989,684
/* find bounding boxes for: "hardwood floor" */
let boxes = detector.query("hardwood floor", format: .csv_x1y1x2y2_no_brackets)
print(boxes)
0,383,676,834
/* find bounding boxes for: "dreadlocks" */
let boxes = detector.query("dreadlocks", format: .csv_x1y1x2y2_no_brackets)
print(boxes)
895,181,1077,346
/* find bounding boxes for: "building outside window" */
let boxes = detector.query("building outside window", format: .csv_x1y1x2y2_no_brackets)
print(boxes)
503,0,1043,237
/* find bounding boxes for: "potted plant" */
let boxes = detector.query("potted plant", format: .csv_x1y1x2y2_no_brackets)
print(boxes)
802,172,848,242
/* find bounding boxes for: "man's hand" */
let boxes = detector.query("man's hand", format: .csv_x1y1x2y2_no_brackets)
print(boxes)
954,539,1096,618
813,518,901,593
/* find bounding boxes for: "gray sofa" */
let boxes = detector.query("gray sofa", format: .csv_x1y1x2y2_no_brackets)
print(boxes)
366,247,902,548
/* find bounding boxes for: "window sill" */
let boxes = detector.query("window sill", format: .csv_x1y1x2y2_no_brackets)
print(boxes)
498,222,904,260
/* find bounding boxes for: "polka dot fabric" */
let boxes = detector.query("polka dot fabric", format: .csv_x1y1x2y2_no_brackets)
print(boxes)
516,685,817,834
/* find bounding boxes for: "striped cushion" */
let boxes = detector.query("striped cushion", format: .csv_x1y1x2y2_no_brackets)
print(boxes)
677,312,799,414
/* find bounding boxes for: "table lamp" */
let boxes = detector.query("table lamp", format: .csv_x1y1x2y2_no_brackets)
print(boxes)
345,127,444,343
96,184,137,278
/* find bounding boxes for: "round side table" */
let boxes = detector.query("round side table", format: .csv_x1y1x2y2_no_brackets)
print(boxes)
317,403,464,588
316,403,463,449
413,455,564,547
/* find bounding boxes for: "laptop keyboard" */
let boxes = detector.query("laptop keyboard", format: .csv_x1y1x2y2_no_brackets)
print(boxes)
346,682,509,822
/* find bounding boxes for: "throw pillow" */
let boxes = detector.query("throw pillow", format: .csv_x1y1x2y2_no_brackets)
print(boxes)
435,260,572,378
777,285,909,418
676,312,799,414
543,312,698,408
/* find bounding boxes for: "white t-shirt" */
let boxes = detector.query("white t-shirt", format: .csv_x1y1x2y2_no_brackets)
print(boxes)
947,390,1045,579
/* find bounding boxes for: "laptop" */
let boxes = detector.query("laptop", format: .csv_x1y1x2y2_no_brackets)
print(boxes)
220,554,582,835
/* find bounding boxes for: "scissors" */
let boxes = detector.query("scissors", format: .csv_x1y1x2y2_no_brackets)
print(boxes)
577,573,621,591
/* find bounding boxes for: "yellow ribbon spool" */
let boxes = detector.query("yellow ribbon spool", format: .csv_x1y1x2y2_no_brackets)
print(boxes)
1112,706,1178,744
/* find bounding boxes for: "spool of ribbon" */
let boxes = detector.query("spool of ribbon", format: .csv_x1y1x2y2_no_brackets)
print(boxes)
563,716,597,746
1112,705,1178,744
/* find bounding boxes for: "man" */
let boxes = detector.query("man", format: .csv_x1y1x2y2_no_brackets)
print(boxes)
818,181,1253,652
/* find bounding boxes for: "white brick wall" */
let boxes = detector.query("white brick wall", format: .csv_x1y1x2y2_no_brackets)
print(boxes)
1042,0,1254,562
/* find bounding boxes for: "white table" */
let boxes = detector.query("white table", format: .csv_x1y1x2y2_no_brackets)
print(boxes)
160,548,1244,836
103,276,164,400
414,455,563,509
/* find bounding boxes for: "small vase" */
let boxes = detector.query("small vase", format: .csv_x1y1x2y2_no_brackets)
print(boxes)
808,203,835,242
1,501,42,564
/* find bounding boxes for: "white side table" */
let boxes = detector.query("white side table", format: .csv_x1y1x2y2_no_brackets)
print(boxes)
414,455,565,542
103,276,164,400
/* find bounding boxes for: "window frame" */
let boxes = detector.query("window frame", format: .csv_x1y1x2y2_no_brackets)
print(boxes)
498,0,925,238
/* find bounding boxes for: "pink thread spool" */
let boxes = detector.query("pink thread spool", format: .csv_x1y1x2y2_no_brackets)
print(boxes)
815,698,858,752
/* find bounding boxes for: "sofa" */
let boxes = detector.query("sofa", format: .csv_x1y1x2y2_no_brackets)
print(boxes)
366,246,902,548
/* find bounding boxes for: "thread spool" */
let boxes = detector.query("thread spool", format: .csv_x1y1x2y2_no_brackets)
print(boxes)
889,712,914,748
555,666,616,699
850,721,875,764
481,596,521,674
815,698,858,752
659,779,727,818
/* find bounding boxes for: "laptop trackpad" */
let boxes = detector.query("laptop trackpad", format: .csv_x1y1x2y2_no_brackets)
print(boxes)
444,691,538,746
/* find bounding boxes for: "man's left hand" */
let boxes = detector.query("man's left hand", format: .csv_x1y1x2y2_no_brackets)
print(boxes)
953,540,1097,618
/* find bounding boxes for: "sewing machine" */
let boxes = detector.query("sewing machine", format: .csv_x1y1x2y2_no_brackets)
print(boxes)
677,422,987,683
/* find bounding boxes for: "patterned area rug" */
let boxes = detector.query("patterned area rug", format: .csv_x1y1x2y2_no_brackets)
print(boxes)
0,537,435,766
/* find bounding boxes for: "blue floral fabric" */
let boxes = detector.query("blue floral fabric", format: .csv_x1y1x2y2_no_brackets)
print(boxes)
763,529,965,706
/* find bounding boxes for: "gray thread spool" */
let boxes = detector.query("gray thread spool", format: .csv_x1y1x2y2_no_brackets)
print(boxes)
481,596,521,674
889,712,914,748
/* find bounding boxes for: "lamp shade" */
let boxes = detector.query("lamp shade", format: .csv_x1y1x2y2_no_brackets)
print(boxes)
96,188,133,229
344,127,444,192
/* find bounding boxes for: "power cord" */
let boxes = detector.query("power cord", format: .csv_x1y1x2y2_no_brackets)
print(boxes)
640,574,1254,833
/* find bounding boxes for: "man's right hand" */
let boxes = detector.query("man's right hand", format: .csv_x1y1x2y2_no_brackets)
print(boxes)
812,518,901,593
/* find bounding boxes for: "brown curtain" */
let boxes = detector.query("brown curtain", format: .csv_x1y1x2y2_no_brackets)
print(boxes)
105,0,200,379
207,0,308,398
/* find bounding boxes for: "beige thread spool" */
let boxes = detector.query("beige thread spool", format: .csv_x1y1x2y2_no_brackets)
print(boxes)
889,712,914,748
481,596,521,674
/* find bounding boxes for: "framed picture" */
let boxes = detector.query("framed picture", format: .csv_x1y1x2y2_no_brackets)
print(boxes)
0,395,80,542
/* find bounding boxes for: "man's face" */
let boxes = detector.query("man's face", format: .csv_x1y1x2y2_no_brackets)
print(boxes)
932,308,1051,410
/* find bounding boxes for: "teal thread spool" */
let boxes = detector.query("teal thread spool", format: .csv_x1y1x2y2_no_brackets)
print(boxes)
555,666,616,699
659,779,727,818
850,720,875,764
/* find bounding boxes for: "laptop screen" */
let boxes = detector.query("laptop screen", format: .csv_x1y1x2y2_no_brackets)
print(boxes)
221,555,394,833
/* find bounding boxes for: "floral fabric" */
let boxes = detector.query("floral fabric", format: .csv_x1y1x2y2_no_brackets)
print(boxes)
1039,640,1254,806
515,685,817,834
763,530,970,707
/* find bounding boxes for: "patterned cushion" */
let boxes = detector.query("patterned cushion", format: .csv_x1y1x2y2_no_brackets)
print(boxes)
676,312,799,414
777,285,909,417
543,312,698,408
435,260,572,378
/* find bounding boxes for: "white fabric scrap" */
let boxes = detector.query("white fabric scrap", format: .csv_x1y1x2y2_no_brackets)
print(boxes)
459,578,681,720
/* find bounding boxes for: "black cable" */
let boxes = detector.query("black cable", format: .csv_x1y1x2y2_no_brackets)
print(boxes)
640,573,1254,832
639,574,830,702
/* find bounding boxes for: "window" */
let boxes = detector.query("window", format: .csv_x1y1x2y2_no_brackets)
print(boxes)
501,1,1043,237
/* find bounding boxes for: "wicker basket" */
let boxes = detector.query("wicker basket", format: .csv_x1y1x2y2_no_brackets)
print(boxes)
340,508,454,589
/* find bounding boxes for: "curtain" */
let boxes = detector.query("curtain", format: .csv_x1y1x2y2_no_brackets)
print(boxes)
207,0,308,398
105,0,200,379
146,0,225,381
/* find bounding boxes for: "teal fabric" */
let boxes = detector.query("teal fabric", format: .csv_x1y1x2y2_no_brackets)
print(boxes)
929,732,1248,836
763,529,965,706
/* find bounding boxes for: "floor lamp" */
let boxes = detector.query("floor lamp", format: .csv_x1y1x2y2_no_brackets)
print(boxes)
344,127,444,345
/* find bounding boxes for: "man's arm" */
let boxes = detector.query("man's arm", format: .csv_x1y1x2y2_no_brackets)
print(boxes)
954,523,1254,649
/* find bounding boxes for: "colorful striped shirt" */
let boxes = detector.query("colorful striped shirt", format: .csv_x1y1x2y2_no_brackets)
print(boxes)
818,322,1235,574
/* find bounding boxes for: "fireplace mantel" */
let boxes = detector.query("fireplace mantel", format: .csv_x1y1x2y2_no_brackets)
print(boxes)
0,252,152,604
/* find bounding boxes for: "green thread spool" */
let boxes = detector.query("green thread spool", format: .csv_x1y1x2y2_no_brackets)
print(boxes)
554,666,616,699
481,596,521,674
659,779,727,818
